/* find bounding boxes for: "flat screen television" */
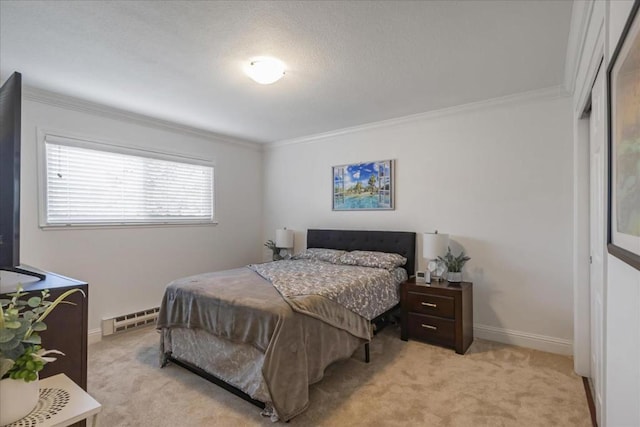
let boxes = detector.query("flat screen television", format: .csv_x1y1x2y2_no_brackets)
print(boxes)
0,72,45,280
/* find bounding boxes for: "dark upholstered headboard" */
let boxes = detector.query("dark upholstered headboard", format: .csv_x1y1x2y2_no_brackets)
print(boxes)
306,229,416,277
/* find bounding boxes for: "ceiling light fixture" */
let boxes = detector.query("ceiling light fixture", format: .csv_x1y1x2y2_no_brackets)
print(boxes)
245,57,285,85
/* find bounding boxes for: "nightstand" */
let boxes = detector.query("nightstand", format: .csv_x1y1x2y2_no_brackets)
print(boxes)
400,278,473,354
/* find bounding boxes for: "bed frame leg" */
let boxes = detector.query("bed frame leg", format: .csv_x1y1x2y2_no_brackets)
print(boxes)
161,352,170,368
365,343,370,363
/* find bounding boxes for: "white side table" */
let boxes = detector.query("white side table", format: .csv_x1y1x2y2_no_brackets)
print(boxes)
4,374,101,427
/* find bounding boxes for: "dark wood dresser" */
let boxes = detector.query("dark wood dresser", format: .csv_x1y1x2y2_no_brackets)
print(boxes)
400,277,473,354
1,270,88,390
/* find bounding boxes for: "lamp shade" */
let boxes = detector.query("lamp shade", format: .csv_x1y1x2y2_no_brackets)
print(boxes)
423,232,449,259
275,229,294,248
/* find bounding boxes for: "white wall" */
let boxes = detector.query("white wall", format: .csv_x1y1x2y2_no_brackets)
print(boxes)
570,0,640,425
11,97,263,335
606,257,640,425
264,92,574,354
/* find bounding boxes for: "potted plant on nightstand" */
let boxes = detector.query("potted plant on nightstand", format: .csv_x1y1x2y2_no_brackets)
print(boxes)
0,286,84,425
264,240,283,261
438,247,471,283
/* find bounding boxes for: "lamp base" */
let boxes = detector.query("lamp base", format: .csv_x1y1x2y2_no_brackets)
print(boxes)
277,248,292,260
427,260,447,282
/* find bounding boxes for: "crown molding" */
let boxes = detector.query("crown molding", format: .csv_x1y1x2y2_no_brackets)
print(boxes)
267,85,570,149
22,86,263,151
564,0,596,95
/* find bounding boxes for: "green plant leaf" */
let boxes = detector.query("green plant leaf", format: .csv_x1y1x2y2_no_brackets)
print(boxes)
5,291,23,298
27,297,42,308
0,328,16,343
1,341,24,358
25,288,84,340
31,322,47,332
22,334,41,345
4,321,21,329
22,311,37,321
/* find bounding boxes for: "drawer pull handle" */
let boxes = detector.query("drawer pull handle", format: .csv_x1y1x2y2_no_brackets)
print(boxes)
421,302,437,308
421,324,437,330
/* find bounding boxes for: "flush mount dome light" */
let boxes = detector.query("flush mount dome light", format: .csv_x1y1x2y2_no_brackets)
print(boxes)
245,57,285,84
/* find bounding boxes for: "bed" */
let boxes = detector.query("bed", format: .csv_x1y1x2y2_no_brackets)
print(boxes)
157,229,416,421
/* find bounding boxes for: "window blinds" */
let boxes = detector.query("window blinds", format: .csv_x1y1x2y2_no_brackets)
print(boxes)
44,135,214,226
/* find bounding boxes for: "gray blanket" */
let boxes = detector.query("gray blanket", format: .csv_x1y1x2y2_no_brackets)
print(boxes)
156,267,369,421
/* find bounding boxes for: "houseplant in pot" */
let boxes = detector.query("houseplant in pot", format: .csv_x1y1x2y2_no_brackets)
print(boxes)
438,247,471,283
0,286,84,425
264,240,283,261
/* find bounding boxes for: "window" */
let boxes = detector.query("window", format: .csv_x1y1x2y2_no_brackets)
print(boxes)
41,134,215,227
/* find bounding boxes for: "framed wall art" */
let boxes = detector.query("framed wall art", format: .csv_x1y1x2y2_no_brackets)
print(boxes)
332,159,394,211
607,0,640,271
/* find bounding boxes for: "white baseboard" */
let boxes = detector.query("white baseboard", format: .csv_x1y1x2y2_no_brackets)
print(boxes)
87,322,572,354
88,328,102,345
474,323,573,356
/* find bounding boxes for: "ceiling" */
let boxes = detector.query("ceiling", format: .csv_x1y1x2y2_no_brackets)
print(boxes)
0,1,573,144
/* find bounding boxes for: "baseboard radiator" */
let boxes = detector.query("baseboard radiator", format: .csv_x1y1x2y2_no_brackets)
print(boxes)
102,307,160,336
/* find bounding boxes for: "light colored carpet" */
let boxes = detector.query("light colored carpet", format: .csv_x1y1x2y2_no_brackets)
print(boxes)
88,325,591,426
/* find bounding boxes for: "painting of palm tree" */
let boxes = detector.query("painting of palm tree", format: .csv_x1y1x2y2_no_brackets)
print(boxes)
332,160,394,210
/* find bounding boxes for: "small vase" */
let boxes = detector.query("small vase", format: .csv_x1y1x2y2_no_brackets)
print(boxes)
0,376,40,425
447,271,462,283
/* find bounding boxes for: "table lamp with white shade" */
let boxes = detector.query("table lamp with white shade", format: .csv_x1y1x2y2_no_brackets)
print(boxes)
422,231,449,283
275,228,294,259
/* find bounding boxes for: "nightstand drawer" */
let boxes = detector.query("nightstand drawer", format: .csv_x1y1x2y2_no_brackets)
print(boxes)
407,313,455,346
406,291,455,318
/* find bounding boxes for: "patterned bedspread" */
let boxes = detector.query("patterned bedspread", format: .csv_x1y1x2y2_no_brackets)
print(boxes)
249,259,407,321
